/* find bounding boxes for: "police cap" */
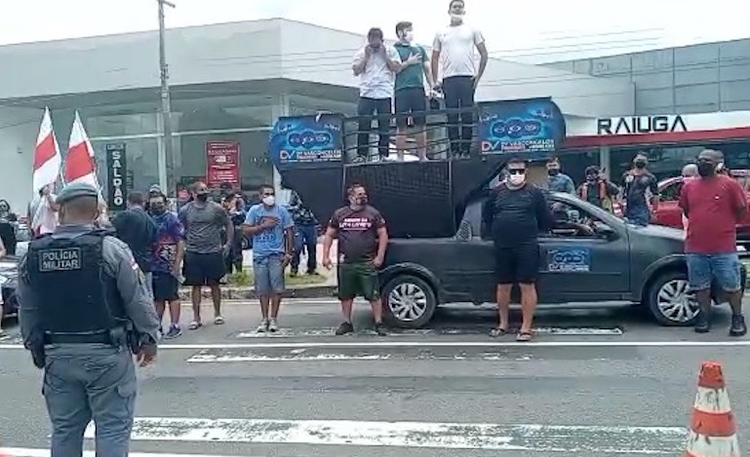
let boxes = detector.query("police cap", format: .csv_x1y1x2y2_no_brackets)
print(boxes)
56,182,100,206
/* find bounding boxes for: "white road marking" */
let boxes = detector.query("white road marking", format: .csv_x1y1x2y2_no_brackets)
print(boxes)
1,340,750,350
0,449,242,457
82,418,687,453
186,350,535,363
235,327,623,338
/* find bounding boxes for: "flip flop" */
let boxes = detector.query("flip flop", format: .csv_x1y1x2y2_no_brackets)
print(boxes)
490,327,508,337
214,316,225,325
516,331,533,342
188,321,202,331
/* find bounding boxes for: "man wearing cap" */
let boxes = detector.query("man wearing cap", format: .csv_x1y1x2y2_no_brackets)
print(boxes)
18,182,160,457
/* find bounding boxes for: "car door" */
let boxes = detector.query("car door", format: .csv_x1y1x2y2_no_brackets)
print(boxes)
537,200,630,303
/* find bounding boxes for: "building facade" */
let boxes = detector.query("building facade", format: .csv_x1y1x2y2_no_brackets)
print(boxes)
0,18,634,212
548,39,750,183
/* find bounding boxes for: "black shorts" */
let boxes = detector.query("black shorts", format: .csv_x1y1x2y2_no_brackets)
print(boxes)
494,242,540,284
395,87,427,128
183,251,226,286
152,272,180,301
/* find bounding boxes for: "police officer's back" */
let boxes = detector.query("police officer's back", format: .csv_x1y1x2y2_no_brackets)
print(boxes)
18,182,160,457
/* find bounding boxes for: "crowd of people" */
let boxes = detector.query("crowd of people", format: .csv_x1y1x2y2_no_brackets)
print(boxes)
353,0,488,161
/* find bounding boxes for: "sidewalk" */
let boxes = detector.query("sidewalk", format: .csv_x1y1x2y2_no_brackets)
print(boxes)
179,241,338,300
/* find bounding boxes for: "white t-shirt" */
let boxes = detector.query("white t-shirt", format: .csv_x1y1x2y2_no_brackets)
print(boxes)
353,44,400,99
31,194,58,235
433,24,485,80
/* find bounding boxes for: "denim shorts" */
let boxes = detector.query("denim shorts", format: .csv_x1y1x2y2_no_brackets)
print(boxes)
253,253,285,295
686,252,742,292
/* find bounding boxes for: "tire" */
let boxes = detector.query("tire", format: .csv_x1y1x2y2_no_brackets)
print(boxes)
645,270,700,326
382,274,437,328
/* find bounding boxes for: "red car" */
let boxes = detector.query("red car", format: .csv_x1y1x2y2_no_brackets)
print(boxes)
652,170,750,241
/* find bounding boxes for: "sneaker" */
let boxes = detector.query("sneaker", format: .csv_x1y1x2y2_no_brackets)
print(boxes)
257,319,269,333
694,309,711,333
729,314,747,337
374,322,388,336
335,322,354,335
164,325,182,340
268,319,279,333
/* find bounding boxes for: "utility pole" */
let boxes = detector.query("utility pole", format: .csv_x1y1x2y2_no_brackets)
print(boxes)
158,0,176,195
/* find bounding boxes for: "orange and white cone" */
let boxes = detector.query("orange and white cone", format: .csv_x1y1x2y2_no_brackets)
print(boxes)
685,361,740,457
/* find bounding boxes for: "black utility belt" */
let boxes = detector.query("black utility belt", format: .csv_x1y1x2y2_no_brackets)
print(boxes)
44,329,121,345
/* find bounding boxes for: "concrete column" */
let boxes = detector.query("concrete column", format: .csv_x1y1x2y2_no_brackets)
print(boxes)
599,146,611,179
272,93,290,204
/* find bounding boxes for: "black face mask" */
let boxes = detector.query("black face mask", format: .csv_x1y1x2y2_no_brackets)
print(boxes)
547,169,559,176
151,204,166,214
697,162,716,177
196,193,208,202
634,160,647,169
586,175,598,182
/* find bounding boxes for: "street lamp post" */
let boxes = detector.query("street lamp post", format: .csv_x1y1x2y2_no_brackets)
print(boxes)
158,0,175,195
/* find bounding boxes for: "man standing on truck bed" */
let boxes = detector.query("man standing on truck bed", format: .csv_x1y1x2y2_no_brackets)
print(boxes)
322,184,389,336
482,158,552,342
680,149,747,336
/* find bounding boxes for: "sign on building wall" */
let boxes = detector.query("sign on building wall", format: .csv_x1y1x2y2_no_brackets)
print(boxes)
597,115,688,135
477,97,566,159
105,143,127,211
205,140,240,187
268,113,343,169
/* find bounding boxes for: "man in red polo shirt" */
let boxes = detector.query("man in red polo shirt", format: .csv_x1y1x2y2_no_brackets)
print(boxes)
679,149,747,335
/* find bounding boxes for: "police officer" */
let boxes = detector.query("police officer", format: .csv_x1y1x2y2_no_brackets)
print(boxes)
18,182,160,457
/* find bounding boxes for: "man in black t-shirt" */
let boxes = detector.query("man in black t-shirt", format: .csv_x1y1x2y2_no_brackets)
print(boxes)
621,152,659,226
482,158,552,342
322,184,388,336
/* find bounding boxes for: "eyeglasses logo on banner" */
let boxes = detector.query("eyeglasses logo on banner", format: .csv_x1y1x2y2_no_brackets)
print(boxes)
288,130,333,148
491,119,542,139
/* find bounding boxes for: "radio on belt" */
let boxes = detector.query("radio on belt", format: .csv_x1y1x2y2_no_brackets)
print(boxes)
38,247,83,272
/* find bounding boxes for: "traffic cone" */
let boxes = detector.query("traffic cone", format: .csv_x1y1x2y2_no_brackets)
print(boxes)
685,361,740,457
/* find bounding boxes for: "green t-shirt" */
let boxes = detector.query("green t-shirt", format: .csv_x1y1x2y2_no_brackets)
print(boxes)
394,42,427,92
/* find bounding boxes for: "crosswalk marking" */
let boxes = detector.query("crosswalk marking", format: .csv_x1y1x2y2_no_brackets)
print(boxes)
0,449,242,457
81,418,687,453
235,327,623,338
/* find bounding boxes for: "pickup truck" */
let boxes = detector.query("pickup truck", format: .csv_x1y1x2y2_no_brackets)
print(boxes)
652,171,750,241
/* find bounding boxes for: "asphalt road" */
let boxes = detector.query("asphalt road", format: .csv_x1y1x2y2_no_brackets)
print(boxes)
1,299,749,456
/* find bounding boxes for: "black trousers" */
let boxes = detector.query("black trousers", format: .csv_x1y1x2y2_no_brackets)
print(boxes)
442,75,475,156
357,97,392,159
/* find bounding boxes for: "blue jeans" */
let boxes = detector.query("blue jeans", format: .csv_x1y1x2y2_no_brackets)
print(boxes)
624,204,650,226
686,252,742,292
253,253,285,295
292,224,318,273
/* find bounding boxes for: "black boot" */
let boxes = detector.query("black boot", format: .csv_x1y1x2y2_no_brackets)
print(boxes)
729,314,747,337
694,307,711,333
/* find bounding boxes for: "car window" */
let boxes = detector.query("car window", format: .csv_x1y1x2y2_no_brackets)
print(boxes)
546,200,603,238
659,181,682,202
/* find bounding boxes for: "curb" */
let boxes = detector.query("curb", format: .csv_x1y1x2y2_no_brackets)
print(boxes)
178,285,337,301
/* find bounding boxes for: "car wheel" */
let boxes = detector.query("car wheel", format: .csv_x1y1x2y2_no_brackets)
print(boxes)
646,271,700,326
382,274,437,328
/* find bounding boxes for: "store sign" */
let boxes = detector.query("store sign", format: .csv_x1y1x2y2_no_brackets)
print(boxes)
105,143,127,211
205,141,240,187
597,115,688,135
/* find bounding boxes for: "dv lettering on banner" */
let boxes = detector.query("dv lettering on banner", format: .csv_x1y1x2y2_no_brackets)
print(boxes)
105,143,127,211
597,115,688,135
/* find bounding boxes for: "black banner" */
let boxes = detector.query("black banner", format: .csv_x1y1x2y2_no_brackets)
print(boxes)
105,143,128,211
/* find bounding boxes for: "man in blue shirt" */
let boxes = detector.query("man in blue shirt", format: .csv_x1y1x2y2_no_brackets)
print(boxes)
243,184,294,333
546,157,575,194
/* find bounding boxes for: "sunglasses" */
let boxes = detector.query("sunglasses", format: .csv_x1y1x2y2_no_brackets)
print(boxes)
508,169,526,175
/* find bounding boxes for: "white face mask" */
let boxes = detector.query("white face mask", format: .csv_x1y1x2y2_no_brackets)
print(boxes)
450,12,464,22
262,195,275,206
404,31,414,42
508,174,526,186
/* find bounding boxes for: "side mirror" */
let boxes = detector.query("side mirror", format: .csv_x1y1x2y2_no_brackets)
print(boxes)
592,221,616,238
